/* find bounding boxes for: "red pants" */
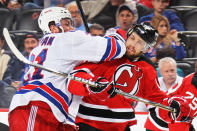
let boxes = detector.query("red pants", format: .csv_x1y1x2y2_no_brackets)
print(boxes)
9,101,78,131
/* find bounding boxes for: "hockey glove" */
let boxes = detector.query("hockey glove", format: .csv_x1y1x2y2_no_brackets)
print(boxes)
88,77,117,101
168,96,192,123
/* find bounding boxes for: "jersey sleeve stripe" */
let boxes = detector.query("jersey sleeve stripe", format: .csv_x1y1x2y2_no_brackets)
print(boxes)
110,38,121,60
101,36,122,61
101,36,112,61
105,36,117,61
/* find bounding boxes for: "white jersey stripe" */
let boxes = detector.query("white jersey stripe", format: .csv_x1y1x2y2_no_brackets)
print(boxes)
27,105,38,131
31,106,38,131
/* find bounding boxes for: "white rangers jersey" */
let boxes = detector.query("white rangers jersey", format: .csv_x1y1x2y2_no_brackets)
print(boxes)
9,30,126,123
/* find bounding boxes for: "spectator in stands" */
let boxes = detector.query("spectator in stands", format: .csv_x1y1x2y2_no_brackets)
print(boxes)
1,0,36,9
6,0,22,11
0,32,14,108
106,3,136,40
43,0,72,8
156,47,184,77
89,23,105,36
32,0,43,7
145,15,186,63
65,1,91,31
2,33,39,89
138,0,153,8
138,0,184,31
3,0,41,11
138,0,170,8
81,0,138,30
22,0,42,9
158,57,183,91
0,31,11,80
0,0,6,7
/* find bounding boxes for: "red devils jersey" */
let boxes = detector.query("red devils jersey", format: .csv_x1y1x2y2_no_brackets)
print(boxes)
68,56,167,131
145,72,197,131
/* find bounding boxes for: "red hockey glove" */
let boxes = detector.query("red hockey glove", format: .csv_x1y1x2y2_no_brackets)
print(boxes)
87,77,117,101
168,96,192,123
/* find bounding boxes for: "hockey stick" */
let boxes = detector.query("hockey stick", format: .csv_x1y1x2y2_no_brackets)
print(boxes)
3,28,175,113
75,0,90,33
115,89,175,113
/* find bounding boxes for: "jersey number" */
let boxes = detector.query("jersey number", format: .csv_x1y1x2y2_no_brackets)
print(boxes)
184,91,197,110
30,49,48,80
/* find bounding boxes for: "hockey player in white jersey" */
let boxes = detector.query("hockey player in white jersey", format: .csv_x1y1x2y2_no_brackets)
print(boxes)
8,7,126,131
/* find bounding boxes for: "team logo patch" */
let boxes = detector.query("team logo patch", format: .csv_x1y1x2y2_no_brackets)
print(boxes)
113,64,143,95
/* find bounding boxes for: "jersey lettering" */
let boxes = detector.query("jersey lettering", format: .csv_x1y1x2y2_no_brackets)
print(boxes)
113,64,143,95
41,36,55,46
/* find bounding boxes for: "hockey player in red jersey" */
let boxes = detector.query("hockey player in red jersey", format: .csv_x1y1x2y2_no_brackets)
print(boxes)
145,71,197,131
67,23,192,131
8,7,126,131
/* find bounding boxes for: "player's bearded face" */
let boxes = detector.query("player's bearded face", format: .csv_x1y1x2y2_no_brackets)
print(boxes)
125,32,146,58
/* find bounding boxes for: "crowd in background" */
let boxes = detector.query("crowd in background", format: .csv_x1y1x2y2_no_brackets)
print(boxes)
0,0,196,109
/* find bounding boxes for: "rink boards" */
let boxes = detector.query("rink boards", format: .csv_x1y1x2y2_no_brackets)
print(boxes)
0,109,196,130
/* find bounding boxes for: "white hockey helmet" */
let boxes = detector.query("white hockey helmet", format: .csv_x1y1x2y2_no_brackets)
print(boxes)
38,7,72,34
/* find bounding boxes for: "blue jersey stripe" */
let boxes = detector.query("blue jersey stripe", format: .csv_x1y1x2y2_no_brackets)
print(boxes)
110,39,121,60
101,37,112,61
16,89,31,94
45,82,71,106
67,116,75,123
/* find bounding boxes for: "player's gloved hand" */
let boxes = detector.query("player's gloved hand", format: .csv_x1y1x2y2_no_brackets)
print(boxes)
87,77,117,101
168,96,192,123
67,70,94,96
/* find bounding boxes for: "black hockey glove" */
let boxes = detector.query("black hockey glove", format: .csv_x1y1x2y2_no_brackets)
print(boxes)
168,96,192,123
88,77,117,101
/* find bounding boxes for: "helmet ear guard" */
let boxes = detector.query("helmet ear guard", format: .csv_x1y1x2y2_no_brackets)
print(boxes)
127,22,159,51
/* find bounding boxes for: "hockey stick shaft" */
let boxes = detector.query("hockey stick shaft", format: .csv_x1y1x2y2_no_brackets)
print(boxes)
115,89,175,113
3,28,175,113
75,0,90,33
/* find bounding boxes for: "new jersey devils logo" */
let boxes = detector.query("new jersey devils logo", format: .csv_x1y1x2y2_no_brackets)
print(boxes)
113,64,143,95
